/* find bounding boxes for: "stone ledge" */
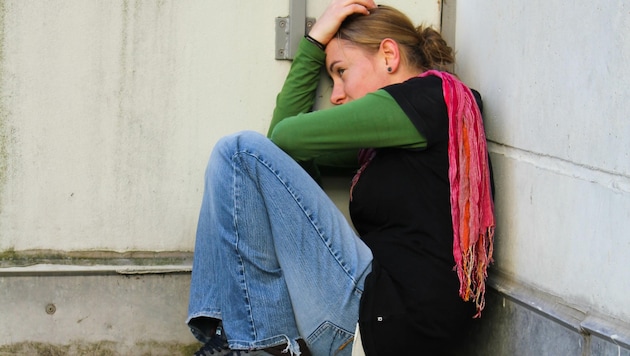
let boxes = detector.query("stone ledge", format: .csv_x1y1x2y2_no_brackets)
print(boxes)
0,263,192,276
489,272,630,351
0,249,194,268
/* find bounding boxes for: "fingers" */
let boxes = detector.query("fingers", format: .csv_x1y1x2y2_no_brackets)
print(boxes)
307,0,378,47
350,0,378,14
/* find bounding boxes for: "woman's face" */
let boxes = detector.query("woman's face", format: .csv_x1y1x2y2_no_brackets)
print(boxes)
325,38,390,105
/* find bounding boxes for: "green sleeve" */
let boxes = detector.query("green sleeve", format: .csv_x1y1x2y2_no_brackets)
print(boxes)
268,37,427,168
270,90,427,162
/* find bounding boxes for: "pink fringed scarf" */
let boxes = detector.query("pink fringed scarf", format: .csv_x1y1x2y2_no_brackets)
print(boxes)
419,70,495,317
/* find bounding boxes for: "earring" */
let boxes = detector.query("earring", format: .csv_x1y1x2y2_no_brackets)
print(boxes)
387,67,392,73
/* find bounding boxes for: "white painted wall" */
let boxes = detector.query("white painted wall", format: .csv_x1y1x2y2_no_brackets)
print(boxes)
0,0,440,251
453,1,630,322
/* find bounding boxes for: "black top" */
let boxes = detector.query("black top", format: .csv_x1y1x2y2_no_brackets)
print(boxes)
354,76,482,355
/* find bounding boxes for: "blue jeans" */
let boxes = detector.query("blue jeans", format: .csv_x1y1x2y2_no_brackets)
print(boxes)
187,131,373,356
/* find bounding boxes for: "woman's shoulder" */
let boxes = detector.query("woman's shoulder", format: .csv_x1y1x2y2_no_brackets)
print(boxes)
383,74,483,114
377,76,447,143
382,75,446,114
382,75,444,104
388,75,443,90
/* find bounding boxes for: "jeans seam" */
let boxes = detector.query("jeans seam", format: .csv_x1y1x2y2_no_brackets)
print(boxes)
231,151,258,340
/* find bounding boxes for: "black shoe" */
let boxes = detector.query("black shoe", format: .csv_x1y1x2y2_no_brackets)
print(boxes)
193,325,265,356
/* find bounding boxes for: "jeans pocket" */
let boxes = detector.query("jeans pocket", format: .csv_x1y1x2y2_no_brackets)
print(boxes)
307,321,355,356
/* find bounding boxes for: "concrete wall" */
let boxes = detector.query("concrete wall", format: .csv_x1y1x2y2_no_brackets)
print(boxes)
450,0,630,343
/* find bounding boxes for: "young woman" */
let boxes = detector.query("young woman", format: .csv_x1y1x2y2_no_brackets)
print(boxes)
187,1,495,355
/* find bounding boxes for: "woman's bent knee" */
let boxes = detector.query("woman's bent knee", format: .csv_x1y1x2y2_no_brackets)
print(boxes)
216,130,269,153
207,131,271,171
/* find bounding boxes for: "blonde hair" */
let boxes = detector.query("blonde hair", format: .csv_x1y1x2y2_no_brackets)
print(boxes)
337,5,454,72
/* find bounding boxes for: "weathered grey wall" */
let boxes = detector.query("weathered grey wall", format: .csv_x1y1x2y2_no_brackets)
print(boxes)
452,0,630,345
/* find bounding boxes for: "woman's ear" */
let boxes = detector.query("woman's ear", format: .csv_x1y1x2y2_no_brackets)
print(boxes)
379,38,401,73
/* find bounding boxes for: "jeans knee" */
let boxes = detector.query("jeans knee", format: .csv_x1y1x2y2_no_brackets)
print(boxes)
207,131,267,170
221,130,267,151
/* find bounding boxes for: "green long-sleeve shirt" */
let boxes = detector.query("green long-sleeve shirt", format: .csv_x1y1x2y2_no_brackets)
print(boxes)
267,38,427,171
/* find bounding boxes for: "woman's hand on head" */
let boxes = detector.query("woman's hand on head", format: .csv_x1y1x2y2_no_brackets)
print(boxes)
308,0,377,47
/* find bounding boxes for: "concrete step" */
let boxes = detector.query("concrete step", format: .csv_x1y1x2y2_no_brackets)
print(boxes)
0,263,198,355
